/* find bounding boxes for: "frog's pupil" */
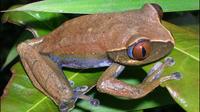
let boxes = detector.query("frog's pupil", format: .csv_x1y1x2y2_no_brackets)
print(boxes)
142,47,146,57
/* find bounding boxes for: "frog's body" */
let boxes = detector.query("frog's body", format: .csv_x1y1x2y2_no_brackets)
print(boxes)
17,4,181,112
34,7,173,69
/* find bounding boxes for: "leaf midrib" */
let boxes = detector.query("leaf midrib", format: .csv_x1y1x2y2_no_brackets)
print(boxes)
27,97,47,112
174,46,199,61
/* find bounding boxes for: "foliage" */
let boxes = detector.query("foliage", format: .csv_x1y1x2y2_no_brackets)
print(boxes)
1,0,199,112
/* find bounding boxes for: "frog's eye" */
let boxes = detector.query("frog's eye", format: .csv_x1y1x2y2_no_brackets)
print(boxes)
128,40,152,60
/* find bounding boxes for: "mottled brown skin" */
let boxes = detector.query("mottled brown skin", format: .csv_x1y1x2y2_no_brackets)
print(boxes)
35,3,173,63
17,4,179,112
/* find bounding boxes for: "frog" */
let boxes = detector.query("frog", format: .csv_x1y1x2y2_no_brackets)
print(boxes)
17,3,181,112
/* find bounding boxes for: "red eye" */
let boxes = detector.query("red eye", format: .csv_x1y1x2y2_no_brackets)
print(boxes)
131,40,152,60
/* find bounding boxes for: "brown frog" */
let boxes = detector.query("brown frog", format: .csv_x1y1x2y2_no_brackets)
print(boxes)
17,3,181,112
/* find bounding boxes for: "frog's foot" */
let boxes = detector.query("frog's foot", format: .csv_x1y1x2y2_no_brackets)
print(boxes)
59,99,75,112
72,85,100,107
59,95,100,112
61,81,99,110
69,80,74,87
79,94,100,106
143,57,181,83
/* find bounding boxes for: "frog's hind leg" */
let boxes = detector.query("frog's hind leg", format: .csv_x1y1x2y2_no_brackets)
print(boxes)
96,57,181,99
17,39,74,112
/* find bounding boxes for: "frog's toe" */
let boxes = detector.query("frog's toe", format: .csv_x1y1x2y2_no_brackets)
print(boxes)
59,101,68,112
90,98,100,106
160,72,182,83
69,81,88,92
164,57,175,66
59,100,75,112
144,62,163,82
74,85,88,92
153,73,161,80
71,85,90,103
147,61,162,76
171,72,182,80
78,94,100,107
71,86,100,107
144,57,178,83
69,80,74,87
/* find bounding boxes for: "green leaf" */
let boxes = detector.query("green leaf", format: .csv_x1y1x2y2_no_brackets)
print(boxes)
161,21,199,112
1,3,199,112
2,21,199,111
2,5,67,37
7,0,199,13
164,21,199,60
1,63,176,112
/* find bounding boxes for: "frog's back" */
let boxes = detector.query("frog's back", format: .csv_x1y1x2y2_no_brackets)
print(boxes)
37,12,137,68
38,4,166,57
40,11,144,56
37,6,166,68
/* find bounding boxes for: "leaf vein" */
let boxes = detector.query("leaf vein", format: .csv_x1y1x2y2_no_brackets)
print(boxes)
174,47,199,61
26,97,47,112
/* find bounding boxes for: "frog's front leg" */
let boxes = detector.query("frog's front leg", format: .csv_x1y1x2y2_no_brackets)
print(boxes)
17,38,74,112
96,58,181,98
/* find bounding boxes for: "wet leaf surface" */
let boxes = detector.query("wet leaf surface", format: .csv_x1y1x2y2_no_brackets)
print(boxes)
6,0,199,13
161,22,199,112
1,2,199,112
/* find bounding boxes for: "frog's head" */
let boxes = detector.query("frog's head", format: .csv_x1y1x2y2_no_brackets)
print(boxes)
107,4,174,66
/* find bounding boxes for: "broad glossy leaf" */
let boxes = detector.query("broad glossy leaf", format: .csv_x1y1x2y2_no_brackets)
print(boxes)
2,5,67,37
161,21,199,112
7,0,199,13
2,21,199,112
1,63,175,112
1,4,199,112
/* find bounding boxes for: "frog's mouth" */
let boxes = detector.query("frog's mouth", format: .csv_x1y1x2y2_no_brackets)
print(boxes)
107,41,174,66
